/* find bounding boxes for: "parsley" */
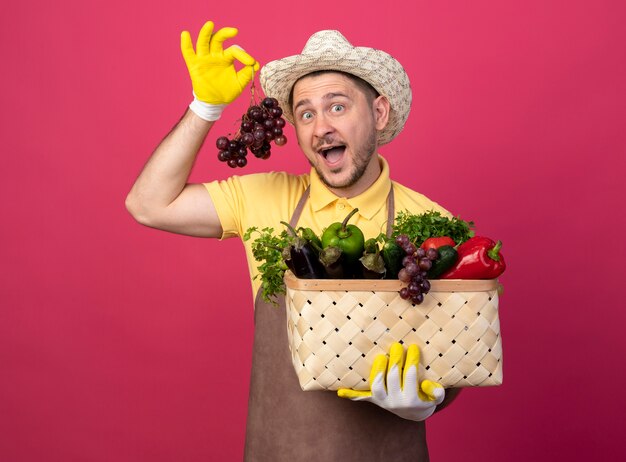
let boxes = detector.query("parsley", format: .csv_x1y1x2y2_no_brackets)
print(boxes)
243,226,292,306
391,210,475,246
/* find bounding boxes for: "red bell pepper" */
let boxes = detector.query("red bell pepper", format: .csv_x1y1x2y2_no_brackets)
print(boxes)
440,236,506,279
421,236,456,250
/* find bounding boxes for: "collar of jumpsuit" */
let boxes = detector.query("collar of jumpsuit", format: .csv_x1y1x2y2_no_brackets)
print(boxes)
308,155,392,220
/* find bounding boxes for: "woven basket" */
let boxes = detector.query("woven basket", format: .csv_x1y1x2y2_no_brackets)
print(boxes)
284,271,503,391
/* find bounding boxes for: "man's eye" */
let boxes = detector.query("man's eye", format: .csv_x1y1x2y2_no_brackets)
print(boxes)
301,112,313,120
331,104,344,112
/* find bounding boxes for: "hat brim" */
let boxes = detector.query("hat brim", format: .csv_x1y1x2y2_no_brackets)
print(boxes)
260,43,411,146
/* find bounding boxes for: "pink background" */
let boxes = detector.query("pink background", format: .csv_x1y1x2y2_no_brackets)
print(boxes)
1,1,625,460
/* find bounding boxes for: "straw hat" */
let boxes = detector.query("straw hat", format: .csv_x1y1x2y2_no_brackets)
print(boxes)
260,30,412,145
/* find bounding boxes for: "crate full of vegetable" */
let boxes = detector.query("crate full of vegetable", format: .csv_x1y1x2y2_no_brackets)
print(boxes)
245,210,506,391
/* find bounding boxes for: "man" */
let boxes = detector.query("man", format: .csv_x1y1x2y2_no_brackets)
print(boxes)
126,20,461,461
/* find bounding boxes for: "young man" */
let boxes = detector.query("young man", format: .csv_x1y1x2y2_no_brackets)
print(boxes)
126,21,460,461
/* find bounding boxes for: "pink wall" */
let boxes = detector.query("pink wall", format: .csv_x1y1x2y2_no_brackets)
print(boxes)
1,1,625,460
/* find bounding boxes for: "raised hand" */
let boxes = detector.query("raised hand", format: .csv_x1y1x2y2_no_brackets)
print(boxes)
181,21,260,119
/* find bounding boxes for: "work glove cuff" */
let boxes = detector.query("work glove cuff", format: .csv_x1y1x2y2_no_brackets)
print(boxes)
189,94,227,121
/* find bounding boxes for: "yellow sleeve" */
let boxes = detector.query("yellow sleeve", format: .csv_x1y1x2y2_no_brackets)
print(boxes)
203,172,310,240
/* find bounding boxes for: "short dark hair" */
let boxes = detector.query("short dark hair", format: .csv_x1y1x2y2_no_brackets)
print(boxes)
288,70,380,110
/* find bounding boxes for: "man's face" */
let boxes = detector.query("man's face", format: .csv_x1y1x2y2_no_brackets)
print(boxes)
291,72,389,195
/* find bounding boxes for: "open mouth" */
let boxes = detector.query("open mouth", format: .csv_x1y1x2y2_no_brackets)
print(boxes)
318,145,346,163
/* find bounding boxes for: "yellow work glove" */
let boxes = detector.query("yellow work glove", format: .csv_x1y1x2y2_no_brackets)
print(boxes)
181,20,260,121
338,343,445,421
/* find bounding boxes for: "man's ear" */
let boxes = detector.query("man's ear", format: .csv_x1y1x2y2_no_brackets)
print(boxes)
373,95,391,131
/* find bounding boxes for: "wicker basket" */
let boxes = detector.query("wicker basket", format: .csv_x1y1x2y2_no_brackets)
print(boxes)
284,271,503,391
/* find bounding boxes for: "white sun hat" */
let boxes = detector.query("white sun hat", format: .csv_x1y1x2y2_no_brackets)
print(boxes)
260,30,412,145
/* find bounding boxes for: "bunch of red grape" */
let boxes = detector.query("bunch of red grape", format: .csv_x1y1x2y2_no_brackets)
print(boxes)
395,234,439,305
215,97,288,168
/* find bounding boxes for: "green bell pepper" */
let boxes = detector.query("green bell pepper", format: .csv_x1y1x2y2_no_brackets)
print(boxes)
321,208,365,270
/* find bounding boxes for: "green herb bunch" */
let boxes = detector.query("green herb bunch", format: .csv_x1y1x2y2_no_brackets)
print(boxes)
243,226,291,305
392,210,475,246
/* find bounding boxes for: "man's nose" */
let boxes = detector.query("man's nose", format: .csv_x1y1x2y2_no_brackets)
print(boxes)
313,113,335,140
